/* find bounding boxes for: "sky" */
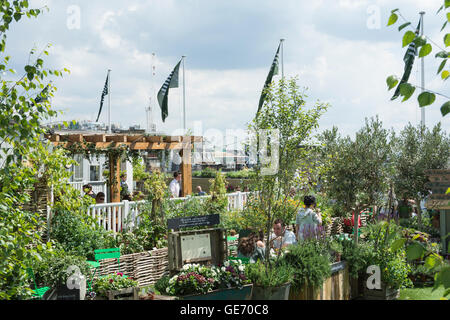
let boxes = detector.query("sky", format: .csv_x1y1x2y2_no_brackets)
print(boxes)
5,0,450,145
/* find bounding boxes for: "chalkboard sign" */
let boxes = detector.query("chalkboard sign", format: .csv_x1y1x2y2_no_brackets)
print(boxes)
425,169,450,209
167,214,220,230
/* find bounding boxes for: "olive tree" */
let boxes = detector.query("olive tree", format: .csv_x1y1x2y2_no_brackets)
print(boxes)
392,122,450,226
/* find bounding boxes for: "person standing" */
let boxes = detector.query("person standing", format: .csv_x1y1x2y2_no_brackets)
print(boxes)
169,172,182,198
196,185,206,196
83,184,96,200
120,173,131,201
295,195,322,241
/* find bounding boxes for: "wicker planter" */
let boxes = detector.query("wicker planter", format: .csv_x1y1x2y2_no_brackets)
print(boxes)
251,283,291,300
95,248,169,287
95,287,140,300
363,282,399,300
179,284,253,300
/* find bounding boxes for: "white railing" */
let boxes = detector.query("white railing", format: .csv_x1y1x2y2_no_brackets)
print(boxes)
82,192,254,233
86,200,146,233
69,180,107,196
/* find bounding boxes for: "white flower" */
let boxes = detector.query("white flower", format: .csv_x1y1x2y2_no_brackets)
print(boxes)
166,287,170,293
224,261,230,267
238,265,245,272
221,267,226,272
183,264,191,271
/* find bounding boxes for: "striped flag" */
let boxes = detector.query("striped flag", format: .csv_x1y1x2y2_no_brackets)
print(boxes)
157,60,181,122
34,84,50,104
391,20,421,100
96,72,109,122
257,43,281,114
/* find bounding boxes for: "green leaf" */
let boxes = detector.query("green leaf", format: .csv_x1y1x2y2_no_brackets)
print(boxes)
438,59,447,74
399,82,415,102
398,22,411,32
418,92,436,107
438,5,444,14
391,8,399,13
436,51,449,58
448,13,450,23
446,0,450,9
419,43,432,57
441,21,448,32
441,101,450,116
414,36,427,48
402,31,416,47
442,70,450,80
425,254,443,271
445,34,450,47
406,242,425,261
386,75,399,90
387,13,398,26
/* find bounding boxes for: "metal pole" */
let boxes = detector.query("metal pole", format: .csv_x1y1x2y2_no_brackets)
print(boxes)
107,70,111,133
280,39,285,78
420,12,425,127
182,56,186,134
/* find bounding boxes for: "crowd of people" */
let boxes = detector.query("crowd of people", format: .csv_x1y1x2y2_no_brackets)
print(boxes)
236,195,323,263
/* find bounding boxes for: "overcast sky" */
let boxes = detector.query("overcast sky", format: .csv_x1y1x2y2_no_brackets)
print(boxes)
6,0,450,142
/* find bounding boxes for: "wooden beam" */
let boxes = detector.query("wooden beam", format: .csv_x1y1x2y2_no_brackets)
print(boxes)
109,154,121,203
83,134,106,143
145,136,163,143
180,139,192,197
106,135,127,143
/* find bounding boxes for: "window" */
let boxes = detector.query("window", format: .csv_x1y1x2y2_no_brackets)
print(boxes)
73,154,83,181
90,165,100,181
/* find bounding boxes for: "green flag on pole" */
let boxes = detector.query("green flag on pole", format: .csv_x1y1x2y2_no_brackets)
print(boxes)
391,19,421,100
257,43,281,114
157,59,181,122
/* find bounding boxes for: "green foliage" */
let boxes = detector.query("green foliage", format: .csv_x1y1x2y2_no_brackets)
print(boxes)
123,210,168,251
34,250,91,288
93,273,138,297
49,209,116,260
245,261,294,287
249,77,328,261
386,5,450,116
278,240,332,289
341,241,374,279
392,123,450,222
0,1,68,299
203,170,228,215
132,157,150,182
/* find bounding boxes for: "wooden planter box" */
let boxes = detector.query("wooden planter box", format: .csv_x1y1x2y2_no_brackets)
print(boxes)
289,261,350,300
179,284,253,300
251,283,291,300
95,287,140,300
363,282,399,300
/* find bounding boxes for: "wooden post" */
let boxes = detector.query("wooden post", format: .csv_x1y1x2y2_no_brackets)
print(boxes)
180,136,192,197
109,153,121,203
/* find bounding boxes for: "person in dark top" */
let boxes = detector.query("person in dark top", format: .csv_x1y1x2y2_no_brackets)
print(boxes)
95,192,105,204
83,184,96,199
237,232,265,263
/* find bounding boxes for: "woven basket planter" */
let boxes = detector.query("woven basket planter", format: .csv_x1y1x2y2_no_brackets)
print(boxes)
94,248,169,287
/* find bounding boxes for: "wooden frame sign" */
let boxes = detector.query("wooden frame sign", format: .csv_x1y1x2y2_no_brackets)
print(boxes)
425,169,450,210
167,214,220,230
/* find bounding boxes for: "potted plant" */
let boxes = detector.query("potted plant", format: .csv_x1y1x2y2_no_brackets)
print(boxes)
245,260,294,300
157,260,252,300
93,273,139,300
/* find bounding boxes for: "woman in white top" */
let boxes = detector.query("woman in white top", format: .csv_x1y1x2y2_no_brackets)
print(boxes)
295,195,322,241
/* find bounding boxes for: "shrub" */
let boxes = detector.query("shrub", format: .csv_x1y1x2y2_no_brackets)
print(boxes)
34,250,92,289
50,209,116,260
245,261,294,287
93,273,138,297
279,240,332,289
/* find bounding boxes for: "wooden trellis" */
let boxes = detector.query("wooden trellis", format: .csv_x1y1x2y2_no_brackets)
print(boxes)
45,133,203,202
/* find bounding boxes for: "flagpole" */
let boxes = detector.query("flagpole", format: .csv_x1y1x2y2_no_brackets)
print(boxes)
419,12,425,127
108,69,111,133
280,38,285,79
182,56,186,134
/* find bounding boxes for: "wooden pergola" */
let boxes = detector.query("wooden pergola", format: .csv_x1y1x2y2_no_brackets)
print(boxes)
46,132,203,202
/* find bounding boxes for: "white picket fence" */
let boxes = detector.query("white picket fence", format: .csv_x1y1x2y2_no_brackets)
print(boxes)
83,192,253,233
